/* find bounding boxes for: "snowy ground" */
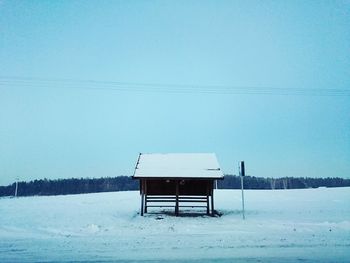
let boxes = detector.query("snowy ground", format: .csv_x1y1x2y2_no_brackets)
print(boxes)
0,188,349,263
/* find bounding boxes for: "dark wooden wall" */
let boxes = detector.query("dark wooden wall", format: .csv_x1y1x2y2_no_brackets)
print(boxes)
143,179,212,196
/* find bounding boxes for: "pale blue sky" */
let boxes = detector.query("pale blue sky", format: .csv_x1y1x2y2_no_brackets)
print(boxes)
0,0,349,185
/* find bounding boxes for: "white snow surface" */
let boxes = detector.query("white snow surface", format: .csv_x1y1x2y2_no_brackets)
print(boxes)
133,153,224,179
0,187,349,263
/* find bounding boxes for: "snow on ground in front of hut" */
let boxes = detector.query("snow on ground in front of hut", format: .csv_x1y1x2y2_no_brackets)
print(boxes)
0,188,349,262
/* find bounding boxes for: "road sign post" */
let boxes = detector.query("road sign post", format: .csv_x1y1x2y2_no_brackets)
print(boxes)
240,161,245,220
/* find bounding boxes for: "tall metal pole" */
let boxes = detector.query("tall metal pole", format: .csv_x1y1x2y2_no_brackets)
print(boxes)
240,161,245,220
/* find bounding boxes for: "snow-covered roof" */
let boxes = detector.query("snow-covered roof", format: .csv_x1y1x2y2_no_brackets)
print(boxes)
133,153,224,179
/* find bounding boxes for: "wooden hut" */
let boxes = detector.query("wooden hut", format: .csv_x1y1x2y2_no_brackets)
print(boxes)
132,153,224,216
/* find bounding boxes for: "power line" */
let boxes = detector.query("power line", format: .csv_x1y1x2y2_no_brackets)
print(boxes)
0,76,349,96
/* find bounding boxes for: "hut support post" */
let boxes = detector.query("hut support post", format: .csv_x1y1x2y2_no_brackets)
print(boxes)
175,180,179,216
206,181,210,215
140,180,144,216
144,180,148,213
211,181,215,216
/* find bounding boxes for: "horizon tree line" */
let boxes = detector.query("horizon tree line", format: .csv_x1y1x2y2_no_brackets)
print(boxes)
0,175,349,197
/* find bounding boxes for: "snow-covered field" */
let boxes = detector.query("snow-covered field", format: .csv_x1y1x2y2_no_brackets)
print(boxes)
0,188,349,263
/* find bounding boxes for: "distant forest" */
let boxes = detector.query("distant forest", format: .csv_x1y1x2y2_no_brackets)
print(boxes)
0,175,349,197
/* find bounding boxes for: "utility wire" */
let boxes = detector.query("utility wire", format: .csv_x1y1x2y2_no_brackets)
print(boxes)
0,76,349,96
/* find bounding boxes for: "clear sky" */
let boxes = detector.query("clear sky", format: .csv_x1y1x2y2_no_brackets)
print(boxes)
0,0,349,185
